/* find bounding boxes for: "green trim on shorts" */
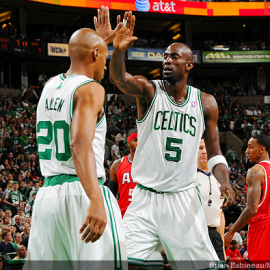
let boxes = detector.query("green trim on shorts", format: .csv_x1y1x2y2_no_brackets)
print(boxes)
107,187,122,268
44,175,103,187
196,186,204,208
137,183,167,194
102,185,122,270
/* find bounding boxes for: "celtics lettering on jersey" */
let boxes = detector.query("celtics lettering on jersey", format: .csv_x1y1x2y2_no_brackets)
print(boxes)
132,80,205,192
154,111,196,136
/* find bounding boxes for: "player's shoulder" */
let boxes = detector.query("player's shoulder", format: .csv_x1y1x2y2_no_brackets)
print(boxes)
111,158,123,172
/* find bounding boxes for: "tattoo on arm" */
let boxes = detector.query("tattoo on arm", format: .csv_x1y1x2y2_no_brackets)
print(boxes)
111,159,121,172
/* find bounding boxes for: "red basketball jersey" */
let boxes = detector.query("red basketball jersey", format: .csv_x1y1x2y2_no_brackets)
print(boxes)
248,161,270,262
116,155,137,217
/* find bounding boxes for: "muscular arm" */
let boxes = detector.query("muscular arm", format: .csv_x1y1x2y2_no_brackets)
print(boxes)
71,82,106,243
224,165,263,246
108,159,121,196
201,92,233,205
109,11,154,119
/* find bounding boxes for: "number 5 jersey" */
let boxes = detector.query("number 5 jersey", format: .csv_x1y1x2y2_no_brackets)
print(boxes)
132,80,205,192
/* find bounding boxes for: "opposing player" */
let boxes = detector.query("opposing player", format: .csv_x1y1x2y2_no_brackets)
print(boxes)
225,134,270,266
197,138,225,261
109,11,234,270
109,132,138,217
25,27,127,270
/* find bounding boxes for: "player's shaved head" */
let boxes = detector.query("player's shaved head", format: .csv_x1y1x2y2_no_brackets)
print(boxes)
168,43,193,61
69,28,107,62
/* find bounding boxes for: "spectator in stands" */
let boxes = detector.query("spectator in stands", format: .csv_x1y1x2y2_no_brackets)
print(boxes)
0,231,15,254
22,83,38,104
108,101,119,116
12,233,22,252
237,196,246,212
3,181,23,216
13,215,23,233
111,139,120,159
224,199,242,225
225,145,239,167
225,240,243,262
13,245,27,260
38,71,47,91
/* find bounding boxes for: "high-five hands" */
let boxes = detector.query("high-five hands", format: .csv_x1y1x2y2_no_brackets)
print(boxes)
113,11,137,51
94,5,123,45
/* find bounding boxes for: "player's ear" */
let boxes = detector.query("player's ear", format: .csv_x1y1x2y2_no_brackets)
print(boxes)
186,61,194,72
92,48,99,62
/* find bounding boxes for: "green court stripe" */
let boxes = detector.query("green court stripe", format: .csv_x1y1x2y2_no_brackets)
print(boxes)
106,187,122,270
136,87,157,124
197,90,205,131
101,186,117,269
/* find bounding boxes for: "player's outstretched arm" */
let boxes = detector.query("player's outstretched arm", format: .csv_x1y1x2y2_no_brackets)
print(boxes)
108,159,121,196
71,82,107,244
109,11,146,97
202,92,234,208
94,5,123,45
224,165,263,247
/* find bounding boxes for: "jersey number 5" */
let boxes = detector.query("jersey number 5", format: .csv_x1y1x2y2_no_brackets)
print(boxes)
37,120,72,161
165,137,183,162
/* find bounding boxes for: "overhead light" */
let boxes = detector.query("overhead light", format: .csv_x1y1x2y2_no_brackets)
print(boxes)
243,24,246,27
212,45,229,51
172,34,181,41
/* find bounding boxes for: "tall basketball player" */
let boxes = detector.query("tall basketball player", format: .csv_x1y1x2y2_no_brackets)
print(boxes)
109,10,234,270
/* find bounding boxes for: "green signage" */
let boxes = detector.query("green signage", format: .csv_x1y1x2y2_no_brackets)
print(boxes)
202,51,270,63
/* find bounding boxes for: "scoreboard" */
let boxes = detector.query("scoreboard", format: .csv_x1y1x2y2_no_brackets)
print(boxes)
0,37,42,55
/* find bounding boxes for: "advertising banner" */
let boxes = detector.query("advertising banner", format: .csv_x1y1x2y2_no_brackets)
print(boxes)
128,48,200,63
202,51,270,63
28,0,270,17
47,43,69,57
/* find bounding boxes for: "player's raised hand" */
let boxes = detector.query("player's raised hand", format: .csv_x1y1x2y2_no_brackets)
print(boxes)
113,11,137,51
79,198,107,243
94,5,123,45
220,182,234,209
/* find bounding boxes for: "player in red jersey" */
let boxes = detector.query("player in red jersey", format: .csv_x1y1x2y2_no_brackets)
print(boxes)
109,132,138,217
225,134,270,266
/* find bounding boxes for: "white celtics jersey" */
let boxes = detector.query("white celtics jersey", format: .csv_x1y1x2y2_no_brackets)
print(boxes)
37,74,106,181
132,80,205,192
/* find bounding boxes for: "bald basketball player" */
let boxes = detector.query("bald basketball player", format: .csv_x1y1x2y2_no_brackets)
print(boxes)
109,11,234,270
25,25,127,270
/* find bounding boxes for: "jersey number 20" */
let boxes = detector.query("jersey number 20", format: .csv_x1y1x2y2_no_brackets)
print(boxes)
37,120,72,161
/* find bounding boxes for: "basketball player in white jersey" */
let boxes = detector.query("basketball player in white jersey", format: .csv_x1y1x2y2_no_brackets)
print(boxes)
109,11,234,270
25,17,127,270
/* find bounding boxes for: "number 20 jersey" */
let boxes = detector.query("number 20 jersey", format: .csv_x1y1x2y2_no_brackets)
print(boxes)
36,74,106,181
132,80,205,192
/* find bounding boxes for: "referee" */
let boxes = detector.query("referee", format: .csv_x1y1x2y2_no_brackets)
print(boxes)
197,138,226,260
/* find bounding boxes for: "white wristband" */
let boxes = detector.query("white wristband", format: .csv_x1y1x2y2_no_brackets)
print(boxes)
208,155,228,173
